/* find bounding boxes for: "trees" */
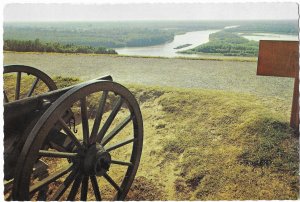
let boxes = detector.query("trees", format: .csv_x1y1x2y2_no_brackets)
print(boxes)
184,31,259,57
4,39,118,55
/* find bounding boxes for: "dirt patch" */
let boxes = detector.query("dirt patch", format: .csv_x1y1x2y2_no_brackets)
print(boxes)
186,175,205,190
134,89,165,103
126,176,165,200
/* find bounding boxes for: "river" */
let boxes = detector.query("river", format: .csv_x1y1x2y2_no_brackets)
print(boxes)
240,33,298,41
116,30,219,58
116,30,298,58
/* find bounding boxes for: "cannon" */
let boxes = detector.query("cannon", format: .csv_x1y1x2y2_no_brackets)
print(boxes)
3,65,143,200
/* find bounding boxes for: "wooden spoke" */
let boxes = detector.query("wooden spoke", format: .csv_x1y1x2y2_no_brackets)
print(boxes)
4,179,14,194
50,169,78,200
5,194,12,201
111,160,133,167
101,115,132,146
80,175,89,201
3,90,9,103
90,91,108,144
29,164,73,194
103,173,122,192
38,150,78,158
96,97,124,142
90,175,101,201
105,138,135,152
58,118,83,149
26,77,40,97
15,72,21,100
80,97,89,146
67,173,82,200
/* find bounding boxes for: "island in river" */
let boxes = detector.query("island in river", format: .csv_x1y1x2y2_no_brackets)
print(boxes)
174,44,192,49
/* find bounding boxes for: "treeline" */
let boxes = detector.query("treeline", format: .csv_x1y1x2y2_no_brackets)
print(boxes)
228,20,298,35
121,32,174,47
4,24,175,48
4,39,117,54
181,31,259,57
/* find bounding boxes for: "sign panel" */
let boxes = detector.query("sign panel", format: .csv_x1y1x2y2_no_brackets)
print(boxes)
257,40,299,78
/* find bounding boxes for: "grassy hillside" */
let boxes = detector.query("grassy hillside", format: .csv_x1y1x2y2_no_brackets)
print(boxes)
4,75,298,200
127,84,298,200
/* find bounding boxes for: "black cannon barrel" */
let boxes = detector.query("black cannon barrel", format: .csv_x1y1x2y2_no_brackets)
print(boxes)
4,75,113,123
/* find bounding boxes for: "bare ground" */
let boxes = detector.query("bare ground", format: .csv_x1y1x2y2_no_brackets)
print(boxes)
4,52,293,99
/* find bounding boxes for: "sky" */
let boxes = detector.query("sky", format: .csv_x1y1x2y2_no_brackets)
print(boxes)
3,2,299,22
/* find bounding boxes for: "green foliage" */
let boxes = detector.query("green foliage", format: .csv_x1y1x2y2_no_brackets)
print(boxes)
183,31,259,56
227,20,298,35
4,39,117,54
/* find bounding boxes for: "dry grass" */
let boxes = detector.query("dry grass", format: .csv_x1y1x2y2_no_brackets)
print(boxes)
126,84,298,200
4,74,298,200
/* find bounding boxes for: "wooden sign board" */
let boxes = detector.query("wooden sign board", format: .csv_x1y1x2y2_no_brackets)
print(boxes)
257,40,299,134
257,40,299,78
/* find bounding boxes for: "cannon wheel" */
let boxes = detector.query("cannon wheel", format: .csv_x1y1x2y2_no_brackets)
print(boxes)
12,80,143,200
4,65,57,198
3,65,57,103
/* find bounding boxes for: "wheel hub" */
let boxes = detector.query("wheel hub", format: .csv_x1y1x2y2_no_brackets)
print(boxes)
83,143,111,176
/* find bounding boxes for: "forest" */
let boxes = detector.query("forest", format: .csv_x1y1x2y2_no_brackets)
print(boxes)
4,39,117,54
227,20,298,35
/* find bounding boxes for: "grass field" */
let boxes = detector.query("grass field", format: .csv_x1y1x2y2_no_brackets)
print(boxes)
3,52,298,200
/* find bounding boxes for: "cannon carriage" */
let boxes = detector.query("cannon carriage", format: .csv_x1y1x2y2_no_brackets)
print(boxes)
3,65,143,200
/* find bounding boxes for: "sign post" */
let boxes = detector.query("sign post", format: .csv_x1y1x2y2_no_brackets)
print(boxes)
257,40,299,134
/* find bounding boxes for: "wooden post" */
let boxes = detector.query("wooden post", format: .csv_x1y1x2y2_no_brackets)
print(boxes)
291,76,299,131
257,40,299,134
